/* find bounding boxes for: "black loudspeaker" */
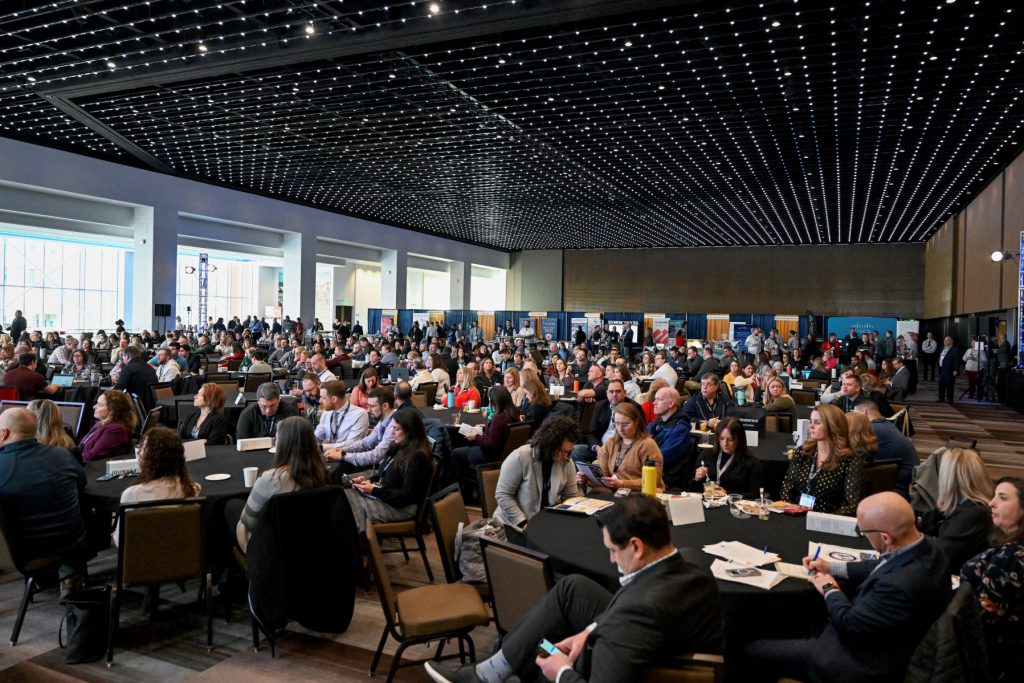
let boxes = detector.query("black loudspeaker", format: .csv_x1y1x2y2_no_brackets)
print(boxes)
154,304,172,317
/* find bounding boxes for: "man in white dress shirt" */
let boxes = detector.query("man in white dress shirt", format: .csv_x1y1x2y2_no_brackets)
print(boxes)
315,380,369,450
155,347,181,383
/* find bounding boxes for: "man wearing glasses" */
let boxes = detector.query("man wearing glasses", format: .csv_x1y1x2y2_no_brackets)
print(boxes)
745,492,952,682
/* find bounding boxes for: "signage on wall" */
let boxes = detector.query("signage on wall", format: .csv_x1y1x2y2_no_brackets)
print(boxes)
652,318,670,347
826,316,899,338
541,318,558,340
527,311,548,318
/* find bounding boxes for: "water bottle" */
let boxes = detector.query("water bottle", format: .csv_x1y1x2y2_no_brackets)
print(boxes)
758,486,769,520
447,389,455,408
641,460,658,498
734,387,745,406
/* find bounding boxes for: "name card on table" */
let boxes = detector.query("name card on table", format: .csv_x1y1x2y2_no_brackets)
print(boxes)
795,419,810,446
806,511,858,537
237,437,273,452
106,458,140,476
184,439,207,462
668,495,706,526
745,430,759,447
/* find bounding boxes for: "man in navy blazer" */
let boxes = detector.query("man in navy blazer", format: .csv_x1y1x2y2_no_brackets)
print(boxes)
937,335,958,403
746,492,952,683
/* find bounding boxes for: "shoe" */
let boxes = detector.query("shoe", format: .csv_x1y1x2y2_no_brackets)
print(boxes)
424,660,484,683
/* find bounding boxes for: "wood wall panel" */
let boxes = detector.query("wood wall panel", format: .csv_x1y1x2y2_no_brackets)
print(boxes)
1003,153,1024,308
961,177,1003,314
924,217,956,319
563,243,925,317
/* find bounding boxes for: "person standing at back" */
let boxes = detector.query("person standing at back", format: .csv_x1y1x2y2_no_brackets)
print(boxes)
8,310,26,343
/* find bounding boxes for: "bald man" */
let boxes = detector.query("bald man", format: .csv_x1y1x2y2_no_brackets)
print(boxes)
648,387,692,489
0,408,86,563
746,493,951,682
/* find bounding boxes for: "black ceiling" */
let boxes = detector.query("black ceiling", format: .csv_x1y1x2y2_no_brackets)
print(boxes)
0,0,1021,250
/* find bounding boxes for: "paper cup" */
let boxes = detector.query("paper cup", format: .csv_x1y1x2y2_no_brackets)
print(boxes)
467,400,476,410
243,467,259,487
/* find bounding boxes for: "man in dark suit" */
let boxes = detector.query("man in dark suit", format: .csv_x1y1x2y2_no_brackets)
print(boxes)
8,309,26,342
746,492,951,682
425,495,723,683
571,380,638,465
236,382,300,440
112,345,158,408
885,357,910,401
937,335,958,403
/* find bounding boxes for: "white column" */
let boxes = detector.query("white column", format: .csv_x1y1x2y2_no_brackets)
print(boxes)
132,205,178,332
380,248,408,309
282,232,316,326
449,260,472,310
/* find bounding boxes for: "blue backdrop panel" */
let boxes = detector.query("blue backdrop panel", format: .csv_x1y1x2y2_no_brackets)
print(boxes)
826,316,898,338
367,309,382,336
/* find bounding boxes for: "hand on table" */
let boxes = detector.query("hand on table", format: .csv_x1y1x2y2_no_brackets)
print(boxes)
324,447,343,461
802,556,830,575
708,417,721,429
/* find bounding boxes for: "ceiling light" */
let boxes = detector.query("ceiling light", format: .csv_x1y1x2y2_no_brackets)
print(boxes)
26,76,36,82
771,20,781,27
624,41,633,47
305,24,315,35
991,251,1016,262
198,43,208,53
429,2,441,14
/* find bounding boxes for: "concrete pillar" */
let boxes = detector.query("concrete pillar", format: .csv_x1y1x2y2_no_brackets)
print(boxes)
449,261,472,310
282,232,316,326
132,206,178,333
380,248,407,309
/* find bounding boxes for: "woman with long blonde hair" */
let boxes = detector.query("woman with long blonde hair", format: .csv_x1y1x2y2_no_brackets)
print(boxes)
27,399,75,450
921,448,994,571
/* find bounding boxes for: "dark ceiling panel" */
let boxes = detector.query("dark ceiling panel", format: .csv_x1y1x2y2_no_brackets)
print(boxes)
0,0,1021,250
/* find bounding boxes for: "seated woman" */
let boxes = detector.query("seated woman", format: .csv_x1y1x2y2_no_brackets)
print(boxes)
808,357,832,380
218,342,245,368
476,358,501,403
636,352,656,377
548,357,574,389
688,417,763,499
495,416,581,542
62,348,97,381
732,363,761,403
961,477,1024,680
780,403,863,515
822,349,838,371
762,377,798,426
877,358,896,383
177,381,228,445
844,410,878,462
27,398,75,450
79,390,136,462
582,402,665,494
230,417,329,552
614,365,641,401
518,377,552,429
344,408,434,532
722,360,742,394
428,353,451,402
453,366,481,408
450,386,520,494
350,367,379,410
920,448,993,573
640,378,669,425
114,426,201,545
504,368,527,406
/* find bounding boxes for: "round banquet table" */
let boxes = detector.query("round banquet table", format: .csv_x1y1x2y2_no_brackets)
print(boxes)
416,405,487,447
526,502,872,681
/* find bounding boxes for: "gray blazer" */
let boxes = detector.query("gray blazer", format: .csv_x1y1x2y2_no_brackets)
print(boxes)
494,444,579,528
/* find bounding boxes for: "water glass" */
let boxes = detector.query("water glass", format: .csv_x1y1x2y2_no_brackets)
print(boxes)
728,493,748,518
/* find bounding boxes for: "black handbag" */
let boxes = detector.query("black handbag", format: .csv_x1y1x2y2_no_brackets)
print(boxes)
59,586,110,664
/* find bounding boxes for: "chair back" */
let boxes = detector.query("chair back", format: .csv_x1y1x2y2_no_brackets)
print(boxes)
149,381,175,404
904,584,989,683
428,484,469,583
227,358,243,372
889,408,912,437
578,401,596,432
0,387,21,401
365,521,400,631
244,373,271,392
205,373,236,384
647,654,726,683
411,392,429,407
765,414,793,433
479,537,554,635
415,382,437,402
117,498,206,587
801,379,826,390
476,463,502,519
500,422,532,459
140,407,163,435
791,389,817,406
944,435,978,451
863,462,899,496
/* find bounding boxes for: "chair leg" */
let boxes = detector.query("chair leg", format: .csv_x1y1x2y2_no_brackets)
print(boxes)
370,627,390,676
106,585,120,666
398,537,410,561
458,635,466,663
250,614,260,652
9,576,35,646
416,535,434,582
384,641,408,683
204,572,213,651
433,637,446,660
466,634,476,662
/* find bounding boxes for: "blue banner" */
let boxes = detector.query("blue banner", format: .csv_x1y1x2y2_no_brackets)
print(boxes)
826,316,898,338
541,317,558,340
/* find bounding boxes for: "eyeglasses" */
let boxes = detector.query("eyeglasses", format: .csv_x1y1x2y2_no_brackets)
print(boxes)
854,525,884,537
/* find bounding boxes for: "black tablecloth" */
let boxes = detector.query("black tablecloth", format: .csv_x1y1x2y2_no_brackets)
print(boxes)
526,503,872,680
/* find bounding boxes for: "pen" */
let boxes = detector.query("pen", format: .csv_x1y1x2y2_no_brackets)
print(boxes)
809,545,821,575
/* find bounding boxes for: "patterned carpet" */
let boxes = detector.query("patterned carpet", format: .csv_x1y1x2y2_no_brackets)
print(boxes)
0,377,1019,681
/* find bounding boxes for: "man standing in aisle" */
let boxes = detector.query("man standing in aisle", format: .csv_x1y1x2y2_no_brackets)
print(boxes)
937,336,958,403
919,332,938,382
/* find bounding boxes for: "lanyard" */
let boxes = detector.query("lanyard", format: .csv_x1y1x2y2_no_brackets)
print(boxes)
613,440,636,474
807,457,823,487
716,452,736,479
697,397,717,421
263,415,277,437
330,403,351,442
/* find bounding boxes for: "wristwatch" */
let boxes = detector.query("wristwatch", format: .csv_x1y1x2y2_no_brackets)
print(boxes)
820,581,836,593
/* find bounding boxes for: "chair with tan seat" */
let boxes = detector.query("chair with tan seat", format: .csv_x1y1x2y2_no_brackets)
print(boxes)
646,653,726,682
791,389,817,406
375,459,438,581
475,462,502,519
479,537,554,635
414,381,438,404
148,381,176,407
428,485,491,599
108,497,211,665
365,520,490,683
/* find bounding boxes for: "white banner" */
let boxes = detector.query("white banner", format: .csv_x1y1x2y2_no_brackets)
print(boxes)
652,317,670,347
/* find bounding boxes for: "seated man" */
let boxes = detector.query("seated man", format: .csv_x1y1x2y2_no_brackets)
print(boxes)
834,373,866,413
681,374,732,430
0,408,86,571
571,380,638,465
246,348,274,375
3,353,61,400
648,387,692,490
315,380,369,449
679,346,703,381
651,351,678,387
426,495,723,683
326,387,397,474
235,382,300,440
854,401,919,498
746,492,951,683
48,335,78,367
112,345,158,408
154,347,181,383
574,363,608,403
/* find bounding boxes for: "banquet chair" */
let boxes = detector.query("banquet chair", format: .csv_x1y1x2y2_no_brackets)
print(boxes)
375,460,438,581
863,462,899,496
108,497,211,665
791,389,817,406
148,382,175,407
475,463,502,519
766,414,793,433
0,387,21,401
243,373,271,392
365,520,490,683
578,401,596,433
500,422,532,459
903,583,989,683
139,407,163,436
479,537,553,635
411,392,429,407
646,653,726,682
205,373,236,384
415,382,438,403
428,485,491,601
227,358,243,372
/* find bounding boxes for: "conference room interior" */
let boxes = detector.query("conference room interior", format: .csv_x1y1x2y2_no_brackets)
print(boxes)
1,0,1023,681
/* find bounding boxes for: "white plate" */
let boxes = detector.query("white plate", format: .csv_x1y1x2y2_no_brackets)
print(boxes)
205,473,231,481
268,447,276,454
465,409,481,413
432,405,448,410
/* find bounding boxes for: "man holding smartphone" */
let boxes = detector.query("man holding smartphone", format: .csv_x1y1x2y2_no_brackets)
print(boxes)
425,495,723,683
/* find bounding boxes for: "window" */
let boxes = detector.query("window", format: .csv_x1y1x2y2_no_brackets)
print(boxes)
176,250,259,325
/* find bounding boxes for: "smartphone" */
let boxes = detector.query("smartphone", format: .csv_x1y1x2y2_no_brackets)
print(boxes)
536,639,562,658
96,472,117,482
725,567,762,578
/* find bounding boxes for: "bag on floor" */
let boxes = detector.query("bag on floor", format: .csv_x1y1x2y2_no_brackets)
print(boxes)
455,518,506,584
59,585,111,664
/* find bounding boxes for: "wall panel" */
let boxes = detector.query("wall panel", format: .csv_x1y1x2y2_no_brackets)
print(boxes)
961,176,1003,313
1003,153,1024,308
563,243,925,316
923,218,956,319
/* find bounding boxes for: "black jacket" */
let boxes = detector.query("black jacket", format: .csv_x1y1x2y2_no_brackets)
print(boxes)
583,398,641,448
113,358,158,409
686,451,764,499
176,411,228,446
235,400,300,440
920,499,993,574
371,446,433,511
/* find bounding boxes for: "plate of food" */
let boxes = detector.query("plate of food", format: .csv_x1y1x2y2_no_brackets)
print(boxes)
736,500,762,515
703,486,727,499
432,404,448,411
464,408,481,413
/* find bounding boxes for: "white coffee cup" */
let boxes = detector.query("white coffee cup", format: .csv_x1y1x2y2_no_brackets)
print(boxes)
243,467,259,487
467,400,476,410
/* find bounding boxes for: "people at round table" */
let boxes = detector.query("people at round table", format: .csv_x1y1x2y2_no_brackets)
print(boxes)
780,403,864,515
177,381,228,445
919,448,993,573
62,348,96,380
27,398,75,450
688,417,763,499
452,365,480,408
409,358,433,392
79,390,136,462
344,407,434,532
518,376,551,428
504,368,527,407
961,477,1024,680
350,367,379,410
494,416,581,539
450,385,520,495
583,402,664,494
548,356,573,388
762,376,797,425
113,426,201,546
230,416,329,552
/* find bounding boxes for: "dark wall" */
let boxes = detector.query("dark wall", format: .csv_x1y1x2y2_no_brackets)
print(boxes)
563,243,925,317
